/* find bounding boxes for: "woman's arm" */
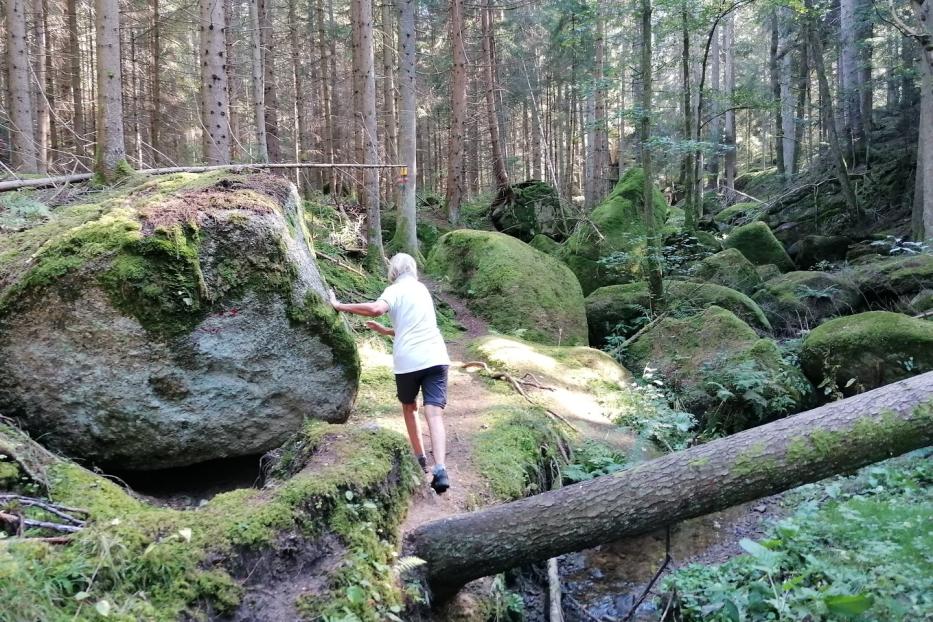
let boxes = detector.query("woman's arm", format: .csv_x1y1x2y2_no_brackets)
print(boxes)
329,291,389,317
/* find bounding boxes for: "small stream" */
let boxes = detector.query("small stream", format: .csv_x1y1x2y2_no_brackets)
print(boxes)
556,498,784,621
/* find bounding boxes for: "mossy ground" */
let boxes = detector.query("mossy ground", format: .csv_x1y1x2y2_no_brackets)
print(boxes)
0,421,418,622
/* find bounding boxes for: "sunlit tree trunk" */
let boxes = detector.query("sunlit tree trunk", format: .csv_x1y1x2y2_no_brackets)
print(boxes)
200,0,231,164
357,0,383,266
382,0,398,206
482,2,509,193
393,0,419,258
94,0,129,181
445,0,467,224
6,0,38,172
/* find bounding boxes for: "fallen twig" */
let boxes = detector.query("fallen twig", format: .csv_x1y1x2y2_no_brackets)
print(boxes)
0,511,84,533
316,251,366,276
0,494,89,524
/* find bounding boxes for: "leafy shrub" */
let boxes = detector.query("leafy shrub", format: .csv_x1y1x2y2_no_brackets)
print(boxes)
561,441,628,484
702,359,805,432
662,451,933,621
611,369,697,452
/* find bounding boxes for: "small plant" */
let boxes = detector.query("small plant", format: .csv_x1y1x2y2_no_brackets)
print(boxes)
612,369,697,452
561,441,628,484
0,193,50,228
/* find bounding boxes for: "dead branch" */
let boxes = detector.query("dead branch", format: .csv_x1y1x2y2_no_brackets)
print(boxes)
316,251,366,276
0,494,89,524
0,511,84,534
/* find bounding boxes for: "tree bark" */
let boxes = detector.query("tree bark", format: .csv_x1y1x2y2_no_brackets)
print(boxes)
33,0,49,173
288,0,310,186
67,0,86,159
94,0,129,181
682,2,696,229
249,0,269,162
806,2,861,219
445,0,467,224
200,0,231,164
382,0,398,207
723,12,737,191
639,0,663,309
6,0,38,172
408,371,933,593
149,0,161,163
392,0,419,258
259,0,280,162
482,2,509,193
357,0,384,266
911,0,933,241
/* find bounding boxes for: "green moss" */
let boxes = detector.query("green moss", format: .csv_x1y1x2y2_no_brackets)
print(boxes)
799,311,933,394
586,279,771,345
723,221,795,272
490,180,568,242
558,167,668,294
691,248,761,295
427,229,588,346
473,408,565,500
0,422,417,621
713,201,763,226
751,270,861,334
529,233,562,256
732,442,778,479
845,253,933,301
288,292,361,382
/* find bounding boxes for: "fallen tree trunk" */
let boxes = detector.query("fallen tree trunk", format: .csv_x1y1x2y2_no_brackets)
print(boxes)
408,371,933,592
0,162,404,192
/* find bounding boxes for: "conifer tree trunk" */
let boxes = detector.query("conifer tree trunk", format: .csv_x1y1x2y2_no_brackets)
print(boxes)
381,0,399,206
445,0,467,224
707,21,721,187
393,0,419,257
639,0,663,309
33,0,49,173
806,0,861,219
249,0,269,162
288,0,310,180
910,0,932,240
770,12,785,179
723,12,737,191
682,2,696,229
315,0,334,190
224,0,240,162
200,0,231,164
94,0,129,181
408,372,933,593
358,0,384,265
593,6,609,198
6,0,39,172
482,2,509,193
259,0,280,162
149,0,161,163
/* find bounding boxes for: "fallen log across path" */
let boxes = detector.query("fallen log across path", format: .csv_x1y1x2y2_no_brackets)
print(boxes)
0,162,405,192
407,371,933,594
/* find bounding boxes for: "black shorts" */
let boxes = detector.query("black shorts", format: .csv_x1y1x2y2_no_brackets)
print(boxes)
396,365,449,408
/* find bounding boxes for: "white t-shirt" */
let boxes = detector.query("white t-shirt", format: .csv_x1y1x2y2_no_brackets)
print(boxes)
378,275,451,374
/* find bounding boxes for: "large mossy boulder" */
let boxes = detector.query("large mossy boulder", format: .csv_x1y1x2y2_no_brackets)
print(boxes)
427,229,587,345
530,233,562,256
723,221,795,272
691,248,762,294
752,271,862,334
490,180,570,242
799,311,933,395
844,253,933,305
713,201,763,228
788,234,851,269
0,172,360,470
586,279,771,345
557,167,667,295
627,306,811,431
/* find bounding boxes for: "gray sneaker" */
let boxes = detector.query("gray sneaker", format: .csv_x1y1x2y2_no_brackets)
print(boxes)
431,466,450,494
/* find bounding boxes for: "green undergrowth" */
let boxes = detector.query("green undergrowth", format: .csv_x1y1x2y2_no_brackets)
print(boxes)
663,450,933,621
0,422,418,622
472,408,567,501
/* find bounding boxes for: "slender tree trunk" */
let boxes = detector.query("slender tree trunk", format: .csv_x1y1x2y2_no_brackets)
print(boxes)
794,41,809,175
259,0,280,162
249,0,268,162
482,2,509,193
445,0,467,224
200,0,231,164
408,372,933,593
288,0,310,186
593,6,609,199
358,0,383,266
315,0,335,190
840,0,863,151
94,0,128,181
67,0,85,159
910,0,932,240
806,1,861,219
6,0,38,172
779,8,796,176
381,0,398,206
33,0,49,173
393,0,419,257
770,12,785,179
682,2,696,229
225,0,240,162
723,12,737,190
149,0,161,163
707,21,721,187
584,92,596,208
639,0,663,309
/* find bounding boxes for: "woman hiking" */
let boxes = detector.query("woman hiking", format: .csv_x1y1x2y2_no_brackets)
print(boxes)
329,253,451,494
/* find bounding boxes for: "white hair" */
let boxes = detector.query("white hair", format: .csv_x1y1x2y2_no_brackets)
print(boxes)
387,253,418,283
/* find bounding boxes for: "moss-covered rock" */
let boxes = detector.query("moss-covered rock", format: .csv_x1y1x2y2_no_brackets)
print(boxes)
844,253,933,305
586,280,771,345
909,289,933,313
723,221,795,272
756,264,783,282
557,168,668,295
692,230,723,252
691,248,762,295
627,306,812,431
529,233,562,256
799,311,933,395
751,271,862,334
490,180,570,242
0,172,360,470
788,234,851,269
713,201,763,227
427,229,587,345
0,421,418,622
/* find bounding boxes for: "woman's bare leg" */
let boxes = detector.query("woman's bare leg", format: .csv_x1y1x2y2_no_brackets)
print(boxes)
422,405,446,467
402,402,425,456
